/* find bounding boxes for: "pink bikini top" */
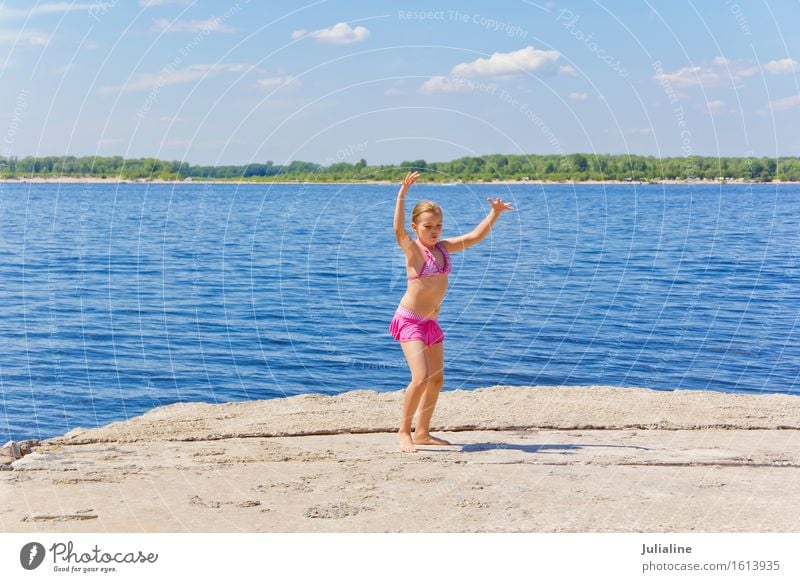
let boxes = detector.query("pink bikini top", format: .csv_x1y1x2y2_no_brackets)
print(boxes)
407,240,452,280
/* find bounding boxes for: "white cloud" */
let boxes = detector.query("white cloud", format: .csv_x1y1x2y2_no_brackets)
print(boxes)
421,46,562,94
153,17,235,33
384,81,405,96
654,59,759,88
765,58,799,74
736,65,759,78
769,94,800,111
0,30,49,45
292,22,369,44
451,46,559,78
712,57,758,79
559,64,577,75
102,63,251,93
0,2,100,19
257,75,300,89
419,75,474,94
654,65,720,87
567,92,587,101
706,99,726,112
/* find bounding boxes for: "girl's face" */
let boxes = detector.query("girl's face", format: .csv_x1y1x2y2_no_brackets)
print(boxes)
413,211,443,244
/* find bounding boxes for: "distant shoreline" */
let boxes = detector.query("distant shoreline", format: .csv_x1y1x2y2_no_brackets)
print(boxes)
2,177,798,186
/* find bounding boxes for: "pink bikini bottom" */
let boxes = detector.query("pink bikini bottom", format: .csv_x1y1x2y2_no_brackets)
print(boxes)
389,305,444,346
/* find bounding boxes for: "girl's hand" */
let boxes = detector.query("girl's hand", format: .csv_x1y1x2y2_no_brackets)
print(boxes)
487,197,514,213
400,171,420,193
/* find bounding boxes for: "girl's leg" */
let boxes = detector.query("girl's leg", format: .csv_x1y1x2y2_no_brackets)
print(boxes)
398,340,429,453
413,340,451,445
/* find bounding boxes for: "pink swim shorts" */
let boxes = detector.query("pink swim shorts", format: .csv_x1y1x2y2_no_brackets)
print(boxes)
389,305,444,346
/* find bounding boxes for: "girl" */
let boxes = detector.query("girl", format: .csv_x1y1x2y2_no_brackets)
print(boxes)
391,170,514,453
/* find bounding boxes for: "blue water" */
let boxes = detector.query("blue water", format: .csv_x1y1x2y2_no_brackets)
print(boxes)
0,182,797,441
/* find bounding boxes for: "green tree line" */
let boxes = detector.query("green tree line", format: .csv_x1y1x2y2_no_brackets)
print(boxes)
1,153,799,182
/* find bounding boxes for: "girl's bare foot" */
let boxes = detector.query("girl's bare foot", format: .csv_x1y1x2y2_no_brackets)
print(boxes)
413,432,452,446
398,431,418,453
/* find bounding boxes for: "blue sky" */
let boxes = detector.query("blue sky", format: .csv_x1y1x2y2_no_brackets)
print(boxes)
1,0,799,166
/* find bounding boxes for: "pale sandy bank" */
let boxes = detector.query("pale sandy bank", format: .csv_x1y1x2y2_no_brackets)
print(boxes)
1,385,798,532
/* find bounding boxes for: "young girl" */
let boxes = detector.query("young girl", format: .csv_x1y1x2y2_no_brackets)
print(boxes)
391,170,513,453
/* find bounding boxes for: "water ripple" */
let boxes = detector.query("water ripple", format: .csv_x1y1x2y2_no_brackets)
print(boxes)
0,182,797,440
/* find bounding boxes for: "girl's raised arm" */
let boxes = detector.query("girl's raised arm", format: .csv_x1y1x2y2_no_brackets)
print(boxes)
394,171,420,252
442,196,514,253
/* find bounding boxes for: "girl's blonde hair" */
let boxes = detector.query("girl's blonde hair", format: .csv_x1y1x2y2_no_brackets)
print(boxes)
411,200,442,225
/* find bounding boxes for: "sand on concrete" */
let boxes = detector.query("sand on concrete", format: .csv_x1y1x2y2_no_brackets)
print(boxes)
1,385,798,532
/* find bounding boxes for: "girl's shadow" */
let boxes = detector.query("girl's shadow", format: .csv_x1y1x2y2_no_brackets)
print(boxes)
457,442,651,454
